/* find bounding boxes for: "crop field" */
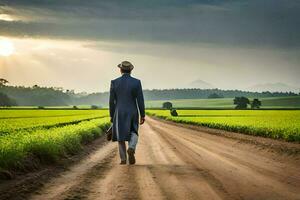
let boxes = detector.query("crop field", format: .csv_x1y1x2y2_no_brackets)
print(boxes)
0,110,110,170
146,96,300,108
0,110,109,134
147,110,300,142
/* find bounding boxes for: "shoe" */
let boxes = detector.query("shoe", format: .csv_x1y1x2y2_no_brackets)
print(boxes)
120,160,126,165
127,148,136,165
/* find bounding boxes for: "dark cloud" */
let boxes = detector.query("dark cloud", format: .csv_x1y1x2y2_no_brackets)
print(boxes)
0,0,300,48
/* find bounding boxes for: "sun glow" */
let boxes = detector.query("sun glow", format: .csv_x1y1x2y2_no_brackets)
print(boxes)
0,39,15,56
0,14,15,21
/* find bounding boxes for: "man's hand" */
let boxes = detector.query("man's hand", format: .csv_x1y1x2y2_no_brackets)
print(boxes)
140,117,145,125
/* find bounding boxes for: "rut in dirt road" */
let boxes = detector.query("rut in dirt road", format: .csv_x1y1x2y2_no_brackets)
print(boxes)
29,117,300,200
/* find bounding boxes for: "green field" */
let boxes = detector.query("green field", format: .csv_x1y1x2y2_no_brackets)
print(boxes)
147,110,300,142
0,110,109,134
0,110,110,171
146,96,300,109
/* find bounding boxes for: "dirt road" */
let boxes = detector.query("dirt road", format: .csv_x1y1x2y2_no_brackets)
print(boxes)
28,117,300,200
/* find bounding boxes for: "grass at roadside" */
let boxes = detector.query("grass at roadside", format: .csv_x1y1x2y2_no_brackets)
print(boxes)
0,117,111,171
147,110,300,142
0,110,111,173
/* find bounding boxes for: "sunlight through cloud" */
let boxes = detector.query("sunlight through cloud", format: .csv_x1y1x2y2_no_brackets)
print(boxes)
0,38,15,56
0,14,15,21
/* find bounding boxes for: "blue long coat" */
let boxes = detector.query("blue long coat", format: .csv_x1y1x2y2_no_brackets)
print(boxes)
109,73,145,142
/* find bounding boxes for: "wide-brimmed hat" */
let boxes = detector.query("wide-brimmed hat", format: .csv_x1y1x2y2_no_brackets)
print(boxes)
118,61,134,71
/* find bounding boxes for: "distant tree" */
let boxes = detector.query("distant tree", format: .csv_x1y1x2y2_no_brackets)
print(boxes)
234,97,250,109
162,102,173,109
32,85,39,89
91,105,99,109
251,99,262,109
0,78,9,87
208,93,224,99
170,109,178,117
54,87,64,91
66,89,75,95
0,92,17,106
38,106,45,109
73,105,78,109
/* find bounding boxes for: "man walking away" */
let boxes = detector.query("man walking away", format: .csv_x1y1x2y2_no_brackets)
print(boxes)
109,61,145,165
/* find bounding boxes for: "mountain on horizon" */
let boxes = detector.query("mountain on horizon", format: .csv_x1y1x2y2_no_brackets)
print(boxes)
187,79,215,89
247,82,300,93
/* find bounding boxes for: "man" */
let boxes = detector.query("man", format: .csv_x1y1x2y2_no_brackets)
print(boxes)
109,61,145,165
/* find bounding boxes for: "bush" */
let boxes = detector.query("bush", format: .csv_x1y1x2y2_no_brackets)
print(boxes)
170,109,178,117
38,106,45,109
91,105,98,109
162,102,173,109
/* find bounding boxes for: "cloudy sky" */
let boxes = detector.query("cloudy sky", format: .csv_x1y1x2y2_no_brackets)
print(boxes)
0,0,299,92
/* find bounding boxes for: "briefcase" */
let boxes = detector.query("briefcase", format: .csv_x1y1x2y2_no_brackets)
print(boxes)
106,125,112,141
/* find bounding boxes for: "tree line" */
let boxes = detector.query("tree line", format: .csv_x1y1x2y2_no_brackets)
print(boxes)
163,98,261,111
0,78,299,106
